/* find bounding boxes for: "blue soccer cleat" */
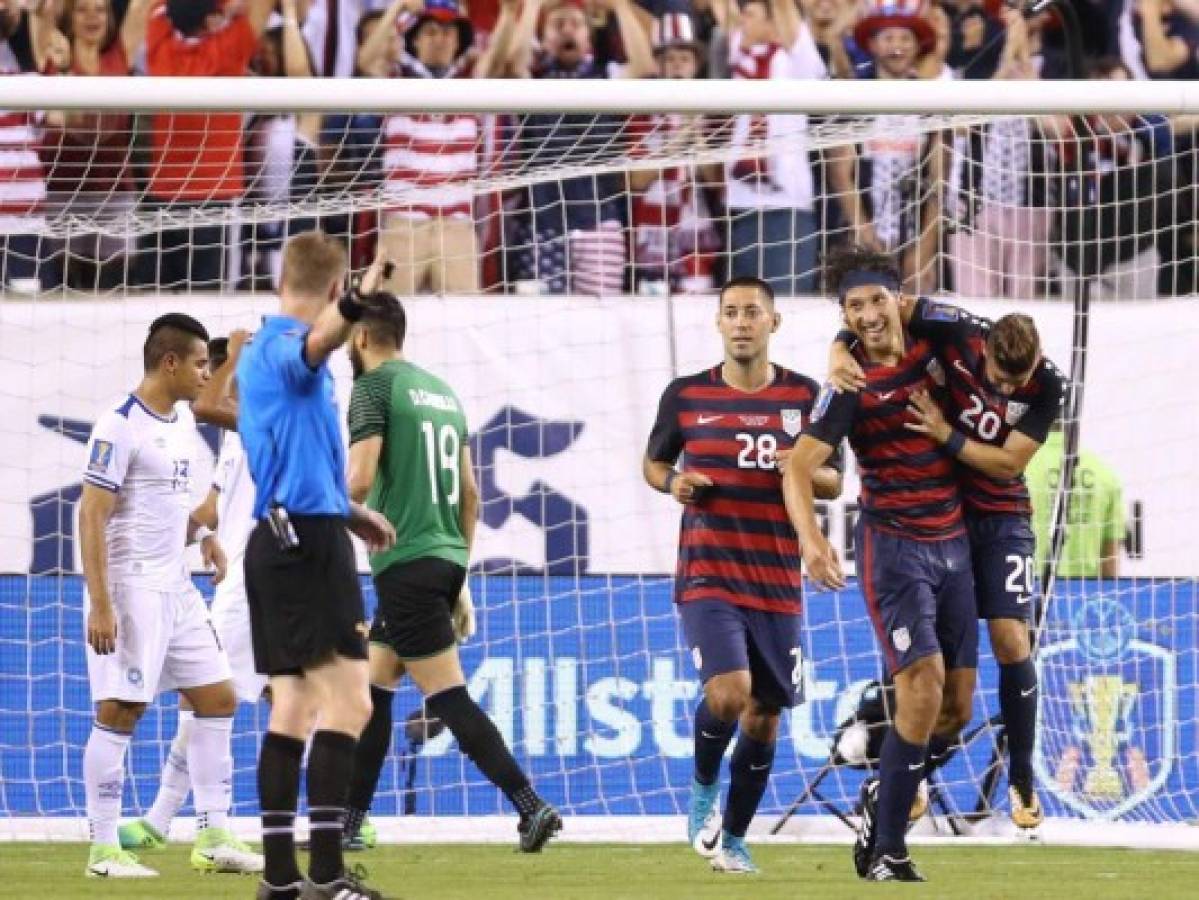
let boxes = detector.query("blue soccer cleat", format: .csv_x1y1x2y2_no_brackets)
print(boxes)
710,833,758,874
687,778,721,858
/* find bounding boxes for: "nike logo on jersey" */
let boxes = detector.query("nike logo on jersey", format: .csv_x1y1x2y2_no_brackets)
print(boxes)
908,762,925,772
1015,595,1033,605
1021,686,1038,698
697,414,724,425
877,391,896,402
700,731,723,740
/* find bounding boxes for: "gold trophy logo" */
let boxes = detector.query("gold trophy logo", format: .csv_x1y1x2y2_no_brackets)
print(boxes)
1069,675,1137,800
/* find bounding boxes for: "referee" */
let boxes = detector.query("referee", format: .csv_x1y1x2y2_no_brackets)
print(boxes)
237,230,395,900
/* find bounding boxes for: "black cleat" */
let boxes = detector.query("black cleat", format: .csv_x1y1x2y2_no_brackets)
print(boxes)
300,864,386,900
866,853,926,883
257,880,303,900
853,777,879,878
518,804,563,853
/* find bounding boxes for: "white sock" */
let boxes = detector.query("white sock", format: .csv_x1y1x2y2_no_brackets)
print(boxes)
144,710,193,837
189,715,233,834
85,723,131,848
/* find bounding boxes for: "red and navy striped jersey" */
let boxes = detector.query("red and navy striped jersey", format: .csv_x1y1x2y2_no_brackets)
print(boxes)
908,298,1065,517
805,339,964,540
647,365,837,615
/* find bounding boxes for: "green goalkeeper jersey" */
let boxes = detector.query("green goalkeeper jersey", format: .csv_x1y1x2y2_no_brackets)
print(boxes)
348,359,469,575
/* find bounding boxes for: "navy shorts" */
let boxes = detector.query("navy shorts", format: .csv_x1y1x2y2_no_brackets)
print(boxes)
855,519,978,676
966,513,1037,622
677,599,804,709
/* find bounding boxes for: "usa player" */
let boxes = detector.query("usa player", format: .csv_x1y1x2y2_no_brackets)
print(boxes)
644,276,843,874
120,332,271,855
80,314,258,878
782,249,978,882
830,299,1064,828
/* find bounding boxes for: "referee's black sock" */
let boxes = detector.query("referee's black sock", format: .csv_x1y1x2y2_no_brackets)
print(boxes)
345,684,396,832
258,731,305,887
307,730,358,885
426,685,543,818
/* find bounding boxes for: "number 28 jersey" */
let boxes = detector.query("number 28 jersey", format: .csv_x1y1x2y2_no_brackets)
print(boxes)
348,359,469,575
647,365,837,615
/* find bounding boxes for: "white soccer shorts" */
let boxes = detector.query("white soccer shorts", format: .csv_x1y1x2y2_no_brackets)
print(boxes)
85,581,232,704
210,571,267,703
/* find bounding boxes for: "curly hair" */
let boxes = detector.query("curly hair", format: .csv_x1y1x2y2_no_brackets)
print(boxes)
821,245,901,302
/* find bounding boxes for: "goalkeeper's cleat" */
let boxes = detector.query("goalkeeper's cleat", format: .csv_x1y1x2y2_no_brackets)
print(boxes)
85,844,159,878
687,778,722,858
358,816,378,849
853,776,879,879
1009,783,1045,830
190,827,264,874
300,864,385,900
865,853,926,883
256,879,304,900
909,779,929,822
517,804,562,853
709,834,758,874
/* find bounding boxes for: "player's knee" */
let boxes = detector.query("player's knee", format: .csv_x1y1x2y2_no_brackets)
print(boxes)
938,695,973,736
740,703,781,743
988,620,1031,665
97,699,145,731
192,682,237,718
704,675,752,723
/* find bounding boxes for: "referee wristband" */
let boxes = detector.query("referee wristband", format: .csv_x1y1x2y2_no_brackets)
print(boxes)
944,430,967,457
193,525,214,545
663,470,679,495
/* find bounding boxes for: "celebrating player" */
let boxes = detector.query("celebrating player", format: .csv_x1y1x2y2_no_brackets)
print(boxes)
782,248,977,883
79,314,257,878
342,292,562,852
829,299,1064,828
643,276,843,874
119,332,270,854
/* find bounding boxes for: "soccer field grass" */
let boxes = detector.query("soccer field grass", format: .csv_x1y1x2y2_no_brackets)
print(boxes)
5,843,1194,900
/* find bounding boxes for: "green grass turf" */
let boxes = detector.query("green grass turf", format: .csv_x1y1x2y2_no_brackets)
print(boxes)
4,843,1193,900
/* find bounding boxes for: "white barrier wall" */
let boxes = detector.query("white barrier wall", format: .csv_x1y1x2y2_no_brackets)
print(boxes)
0,295,1193,576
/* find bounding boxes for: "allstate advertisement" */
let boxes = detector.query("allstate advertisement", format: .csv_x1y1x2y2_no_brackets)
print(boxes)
1,576,1195,822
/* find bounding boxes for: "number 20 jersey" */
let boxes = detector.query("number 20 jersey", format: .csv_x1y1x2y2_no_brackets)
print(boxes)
647,365,836,615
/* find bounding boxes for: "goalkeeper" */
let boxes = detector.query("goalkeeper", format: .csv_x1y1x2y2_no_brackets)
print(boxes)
342,291,561,853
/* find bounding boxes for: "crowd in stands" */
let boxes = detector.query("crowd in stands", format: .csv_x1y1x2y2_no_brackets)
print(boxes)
0,0,1195,297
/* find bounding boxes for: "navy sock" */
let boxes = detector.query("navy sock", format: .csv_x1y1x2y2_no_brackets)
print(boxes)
924,732,954,779
874,729,927,857
693,699,736,787
722,736,775,838
999,658,1038,789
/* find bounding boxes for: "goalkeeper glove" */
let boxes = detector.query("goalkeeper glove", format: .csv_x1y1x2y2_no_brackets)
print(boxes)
452,582,476,642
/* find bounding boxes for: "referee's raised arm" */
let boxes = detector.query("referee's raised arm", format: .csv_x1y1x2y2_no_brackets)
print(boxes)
234,229,393,900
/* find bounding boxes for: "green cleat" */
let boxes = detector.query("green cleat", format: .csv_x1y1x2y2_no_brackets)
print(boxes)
191,827,264,874
358,816,378,850
117,819,166,851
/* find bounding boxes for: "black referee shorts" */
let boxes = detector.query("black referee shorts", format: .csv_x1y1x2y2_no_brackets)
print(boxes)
369,557,466,661
245,515,368,677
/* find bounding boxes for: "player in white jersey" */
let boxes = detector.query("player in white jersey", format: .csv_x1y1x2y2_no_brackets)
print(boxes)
80,314,261,879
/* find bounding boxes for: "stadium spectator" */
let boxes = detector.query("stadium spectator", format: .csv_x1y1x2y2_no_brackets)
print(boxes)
1054,56,1174,300
1125,0,1199,79
34,0,151,290
504,0,654,295
720,0,827,296
1025,422,1126,577
139,0,273,291
626,12,721,293
362,0,517,295
828,0,950,292
949,9,1056,298
0,2,50,292
942,0,1007,79
802,0,867,77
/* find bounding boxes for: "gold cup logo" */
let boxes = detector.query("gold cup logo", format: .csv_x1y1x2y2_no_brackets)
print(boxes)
1069,676,1137,800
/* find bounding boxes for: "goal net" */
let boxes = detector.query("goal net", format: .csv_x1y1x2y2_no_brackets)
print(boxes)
0,79,1196,847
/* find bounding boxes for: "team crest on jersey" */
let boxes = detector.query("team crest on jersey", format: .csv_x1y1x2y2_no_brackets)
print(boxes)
811,385,834,423
891,627,911,653
88,440,113,474
126,667,143,687
1034,597,1176,819
926,357,946,387
780,409,803,437
1005,401,1029,425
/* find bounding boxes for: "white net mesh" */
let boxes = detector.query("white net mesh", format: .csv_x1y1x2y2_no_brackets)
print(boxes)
1,100,1197,841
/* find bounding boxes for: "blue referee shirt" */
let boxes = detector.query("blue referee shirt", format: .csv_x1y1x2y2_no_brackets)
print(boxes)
237,314,349,520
